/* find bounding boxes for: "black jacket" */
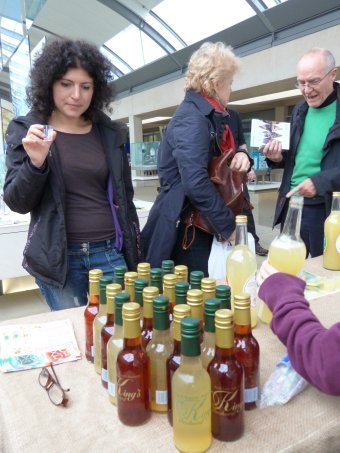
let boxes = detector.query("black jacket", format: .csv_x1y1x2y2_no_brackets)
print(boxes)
3,110,141,288
268,82,340,226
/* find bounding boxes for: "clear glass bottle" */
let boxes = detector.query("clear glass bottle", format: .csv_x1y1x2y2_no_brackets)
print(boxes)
166,304,191,425
150,267,163,293
175,281,189,305
141,286,159,349
216,284,231,310
114,264,127,289
201,298,221,369
163,273,176,322
116,302,151,426
84,269,103,362
172,317,211,452
190,270,204,289
93,276,112,374
324,192,340,270
107,292,130,405
186,289,204,343
124,271,138,302
137,262,151,285
226,215,257,328
101,283,121,389
201,277,216,301
234,294,260,410
174,264,188,282
208,309,244,441
146,296,173,412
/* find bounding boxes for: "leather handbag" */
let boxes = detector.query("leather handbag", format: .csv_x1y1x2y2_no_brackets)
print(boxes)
182,149,245,249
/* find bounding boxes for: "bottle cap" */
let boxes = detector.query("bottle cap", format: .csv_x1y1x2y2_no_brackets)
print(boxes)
124,271,138,284
204,298,221,333
162,260,174,274
142,286,159,318
215,309,234,348
233,293,251,326
89,269,103,282
153,296,170,330
173,304,191,340
175,281,190,305
216,284,231,309
174,265,188,282
180,317,201,357
114,265,127,276
106,283,122,297
163,273,176,288
189,270,204,288
99,276,113,304
186,289,203,305
236,215,247,224
122,302,140,322
114,292,130,326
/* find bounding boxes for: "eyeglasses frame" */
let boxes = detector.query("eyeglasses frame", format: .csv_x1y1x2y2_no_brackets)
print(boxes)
38,363,70,406
295,67,336,89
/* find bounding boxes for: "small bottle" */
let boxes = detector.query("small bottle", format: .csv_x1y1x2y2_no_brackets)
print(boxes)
186,289,204,343
163,273,176,321
234,294,260,410
201,298,221,369
175,281,189,305
137,262,151,284
190,270,204,289
107,292,130,405
174,264,188,282
226,215,257,328
116,302,151,426
166,304,191,425
141,286,159,348
150,268,163,293
208,309,244,441
114,264,127,289
146,296,173,412
172,317,212,453
324,192,340,270
124,271,138,302
93,276,113,374
134,278,148,314
101,283,121,389
84,269,103,362
162,259,175,276
216,284,231,309
201,277,216,301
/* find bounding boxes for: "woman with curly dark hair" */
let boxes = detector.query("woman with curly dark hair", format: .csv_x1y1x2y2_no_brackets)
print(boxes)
3,39,142,311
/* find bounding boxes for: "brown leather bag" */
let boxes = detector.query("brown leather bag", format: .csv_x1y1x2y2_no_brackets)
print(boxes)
182,150,245,249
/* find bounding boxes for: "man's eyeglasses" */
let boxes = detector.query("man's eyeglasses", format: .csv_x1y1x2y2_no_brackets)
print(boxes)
295,67,335,89
38,364,70,406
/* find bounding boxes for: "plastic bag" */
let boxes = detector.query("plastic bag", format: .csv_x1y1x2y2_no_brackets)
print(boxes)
260,355,309,408
208,237,233,279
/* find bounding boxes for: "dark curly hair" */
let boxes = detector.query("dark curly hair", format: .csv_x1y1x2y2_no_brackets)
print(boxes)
26,39,115,121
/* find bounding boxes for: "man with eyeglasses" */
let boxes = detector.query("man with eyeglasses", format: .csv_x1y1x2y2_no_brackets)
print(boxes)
263,48,339,257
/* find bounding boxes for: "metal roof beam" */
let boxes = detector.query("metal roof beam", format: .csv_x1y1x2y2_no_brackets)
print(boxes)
245,0,276,33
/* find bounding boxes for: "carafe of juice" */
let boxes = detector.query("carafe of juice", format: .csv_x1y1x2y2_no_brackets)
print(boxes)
226,215,257,328
323,192,340,270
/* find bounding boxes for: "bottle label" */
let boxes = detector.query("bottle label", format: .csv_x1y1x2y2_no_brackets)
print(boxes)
336,236,340,254
174,392,210,425
244,386,258,403
243,274,257,308
101,368,108,383
117,376,142,402
91,345,94,358
156,390,168,404
212,388,243,416
108,381,116,397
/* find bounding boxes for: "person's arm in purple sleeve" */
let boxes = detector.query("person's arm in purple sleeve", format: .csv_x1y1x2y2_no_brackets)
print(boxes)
258,269,340,396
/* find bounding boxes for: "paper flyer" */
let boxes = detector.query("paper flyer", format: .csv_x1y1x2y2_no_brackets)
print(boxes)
0,318,81,372
250,119,290,149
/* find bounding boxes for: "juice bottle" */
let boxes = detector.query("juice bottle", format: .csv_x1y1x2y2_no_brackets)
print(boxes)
93,276,112,374
226,215,257,328
201,298,221,369
141,286,159,349
323,192,340,270
84,269,103,362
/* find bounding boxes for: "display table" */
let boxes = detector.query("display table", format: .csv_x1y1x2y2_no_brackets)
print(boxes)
0,257,339,453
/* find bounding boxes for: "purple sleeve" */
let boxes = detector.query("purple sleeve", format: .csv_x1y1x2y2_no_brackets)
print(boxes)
259,273,340,395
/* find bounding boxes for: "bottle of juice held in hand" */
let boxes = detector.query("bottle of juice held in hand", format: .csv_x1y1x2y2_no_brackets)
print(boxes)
323,192,340,270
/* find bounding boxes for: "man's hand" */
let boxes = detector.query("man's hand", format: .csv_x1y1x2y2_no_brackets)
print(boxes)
262,139,283,163
286,178,317,198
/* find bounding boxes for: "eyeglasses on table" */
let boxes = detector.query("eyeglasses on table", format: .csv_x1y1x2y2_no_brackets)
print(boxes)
38,363,70,406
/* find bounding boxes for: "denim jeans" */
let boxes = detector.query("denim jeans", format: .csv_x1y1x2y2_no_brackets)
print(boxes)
36,239,126,311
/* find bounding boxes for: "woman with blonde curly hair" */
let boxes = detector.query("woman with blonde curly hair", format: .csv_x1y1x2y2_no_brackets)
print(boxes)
142,42,252,274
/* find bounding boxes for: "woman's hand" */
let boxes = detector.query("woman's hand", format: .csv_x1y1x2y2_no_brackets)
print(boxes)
256,259,279,287
22,124,57,169
229,152,250,172
262,139,283,163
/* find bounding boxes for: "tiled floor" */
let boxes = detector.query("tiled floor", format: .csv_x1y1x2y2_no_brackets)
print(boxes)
0,223,279,322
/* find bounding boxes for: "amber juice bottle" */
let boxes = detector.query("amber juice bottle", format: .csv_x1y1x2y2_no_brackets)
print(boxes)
166,304,191,425
101,283,121,389
141,286,159,349
201,298,221,370
234,294,260,410
146,296,173,412
84,269,103,362
172,317,211,453
93,276,112,374
163,273,176,321
107,292,130,405
117,302,151,426
124,271,138,302
186,289,204,343
208,309,244,441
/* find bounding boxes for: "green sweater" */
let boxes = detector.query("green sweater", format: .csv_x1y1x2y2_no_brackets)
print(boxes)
291,100,336,188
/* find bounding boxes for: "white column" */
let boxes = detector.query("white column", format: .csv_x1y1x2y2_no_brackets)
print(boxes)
129,115,143,144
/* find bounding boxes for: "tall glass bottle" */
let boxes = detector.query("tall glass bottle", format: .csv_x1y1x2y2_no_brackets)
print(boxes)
162,259,175,276
166,304,191,425
172,317,211,453
216,284,231,309
208,309,244,441
134,278,148,315
101,283,121,389
201,277,216,301
116,302,150,426
84,269,103,362
174,264,188,282
163,273,176,321
150,268,163,293
186,289,204,343
323,192,340,270
124,271,138,302
201,298,221,369
146,296,173,412
141,286,159,349
190,270,204,289
175,281,189,305
93,276,112,374
114,264,127,289
226,215,257,328
107,292,130,405
137,262,151,284
234,294,260,410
